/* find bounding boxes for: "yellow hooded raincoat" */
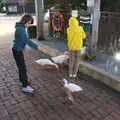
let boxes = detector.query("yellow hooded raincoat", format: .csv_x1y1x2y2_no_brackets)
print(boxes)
67,17,86,50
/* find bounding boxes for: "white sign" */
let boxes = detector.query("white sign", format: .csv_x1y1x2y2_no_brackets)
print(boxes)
8,5,17,12
87,0,94,7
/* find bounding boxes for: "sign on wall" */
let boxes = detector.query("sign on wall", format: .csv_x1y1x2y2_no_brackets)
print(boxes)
8,5,18,12
87,0,94,7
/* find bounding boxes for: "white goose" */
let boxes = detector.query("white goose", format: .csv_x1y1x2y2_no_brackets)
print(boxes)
63,78,83,103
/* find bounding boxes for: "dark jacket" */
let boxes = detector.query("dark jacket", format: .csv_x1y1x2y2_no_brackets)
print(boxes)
13,23,38,51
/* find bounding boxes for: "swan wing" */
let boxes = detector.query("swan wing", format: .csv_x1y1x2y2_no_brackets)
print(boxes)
68,83,83,92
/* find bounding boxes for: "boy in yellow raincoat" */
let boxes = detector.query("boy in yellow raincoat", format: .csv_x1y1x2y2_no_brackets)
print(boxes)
67,17,86,78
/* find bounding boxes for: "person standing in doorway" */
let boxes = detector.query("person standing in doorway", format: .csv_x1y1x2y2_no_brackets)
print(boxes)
67,17,86,78
12,14,41,93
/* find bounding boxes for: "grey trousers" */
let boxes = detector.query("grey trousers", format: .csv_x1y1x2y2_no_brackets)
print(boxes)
69,50,80,76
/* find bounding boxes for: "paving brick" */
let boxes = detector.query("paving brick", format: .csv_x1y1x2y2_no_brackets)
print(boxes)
0,99,4,106
0,108,9,118
17,111,28,120
1,116,11,120
3,98,17,107
11,91,28,102
19,101,35,111
6,104,22,114
11,114,20,120
111,112,120,120
82,102,97,112
91,110,103,118
103,115,115,120
90,118,100,120
96,108,107,117
83,113,94,120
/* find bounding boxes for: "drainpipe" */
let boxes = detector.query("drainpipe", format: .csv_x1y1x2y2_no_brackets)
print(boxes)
35,0,44,40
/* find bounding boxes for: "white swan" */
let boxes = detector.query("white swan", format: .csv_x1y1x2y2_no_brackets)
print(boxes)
63,78,83,93
63,78,83,103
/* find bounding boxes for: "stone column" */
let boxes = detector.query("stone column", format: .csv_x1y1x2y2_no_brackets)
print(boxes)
35,0,44,40
91,0,101,55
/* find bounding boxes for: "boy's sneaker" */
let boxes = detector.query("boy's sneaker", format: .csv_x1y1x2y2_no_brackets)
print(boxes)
22,86,34,93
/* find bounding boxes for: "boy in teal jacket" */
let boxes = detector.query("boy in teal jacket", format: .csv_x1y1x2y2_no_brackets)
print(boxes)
12,14,41,93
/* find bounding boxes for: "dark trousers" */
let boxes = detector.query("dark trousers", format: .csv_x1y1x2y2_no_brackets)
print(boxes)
12,48,29,87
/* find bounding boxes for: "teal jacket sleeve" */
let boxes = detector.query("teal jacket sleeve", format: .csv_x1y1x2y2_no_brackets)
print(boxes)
20,28,38,49
26,39,38,49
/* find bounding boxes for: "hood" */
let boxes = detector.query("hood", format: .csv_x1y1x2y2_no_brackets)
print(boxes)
15,23,25,28
69,17,79,27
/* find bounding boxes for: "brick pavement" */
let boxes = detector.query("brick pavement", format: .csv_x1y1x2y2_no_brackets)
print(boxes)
0,43,120,120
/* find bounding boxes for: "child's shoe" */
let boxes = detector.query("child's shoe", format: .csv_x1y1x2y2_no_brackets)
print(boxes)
22,86,34,93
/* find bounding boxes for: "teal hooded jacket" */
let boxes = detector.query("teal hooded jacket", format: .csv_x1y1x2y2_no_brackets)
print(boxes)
13,23,38,51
